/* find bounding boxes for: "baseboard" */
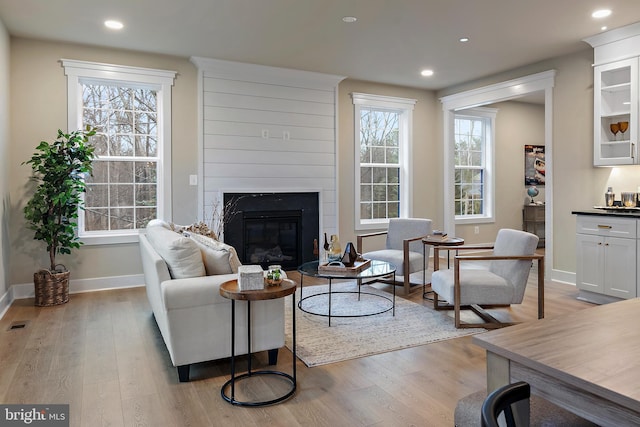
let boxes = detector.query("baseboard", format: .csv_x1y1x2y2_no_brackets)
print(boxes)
0,287,12,320
551,268,575,285
10,273,146,301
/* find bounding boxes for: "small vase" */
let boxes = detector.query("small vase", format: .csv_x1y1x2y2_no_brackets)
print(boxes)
328,235,341,262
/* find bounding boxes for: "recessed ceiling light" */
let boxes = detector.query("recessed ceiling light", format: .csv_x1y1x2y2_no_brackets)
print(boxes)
104,20,124,30
421,69,434,77
459,37,470,42
592,9,611,19
342,16,357,23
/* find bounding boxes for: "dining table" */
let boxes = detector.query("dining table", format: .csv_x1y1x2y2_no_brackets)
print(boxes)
472,297,640,426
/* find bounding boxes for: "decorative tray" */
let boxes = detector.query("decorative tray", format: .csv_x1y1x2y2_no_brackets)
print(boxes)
318,259,371,274
593,206,640,211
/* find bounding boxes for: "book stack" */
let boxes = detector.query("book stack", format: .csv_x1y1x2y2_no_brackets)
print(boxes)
432,230,448,239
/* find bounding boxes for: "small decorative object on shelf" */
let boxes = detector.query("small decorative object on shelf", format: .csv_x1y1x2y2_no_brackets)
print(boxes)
266,265,283,286
605,187,615,207
527,185,539,204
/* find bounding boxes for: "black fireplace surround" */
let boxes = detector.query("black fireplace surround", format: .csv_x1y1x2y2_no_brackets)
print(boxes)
223,192,320,269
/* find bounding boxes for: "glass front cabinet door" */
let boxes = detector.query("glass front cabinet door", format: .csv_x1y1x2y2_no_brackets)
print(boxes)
593,58,639,166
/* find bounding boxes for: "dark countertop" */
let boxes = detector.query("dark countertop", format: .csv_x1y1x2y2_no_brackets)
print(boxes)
572,209,640,218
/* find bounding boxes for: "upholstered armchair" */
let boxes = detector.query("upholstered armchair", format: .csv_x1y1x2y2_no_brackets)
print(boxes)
356,218,432,295
431,228,544,329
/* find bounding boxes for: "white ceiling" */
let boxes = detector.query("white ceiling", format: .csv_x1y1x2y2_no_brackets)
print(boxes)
1,0,640,90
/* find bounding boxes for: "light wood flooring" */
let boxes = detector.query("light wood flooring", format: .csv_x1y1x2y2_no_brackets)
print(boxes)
0,264,594,426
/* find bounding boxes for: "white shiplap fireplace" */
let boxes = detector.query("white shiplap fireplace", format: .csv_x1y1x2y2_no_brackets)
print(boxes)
191,57,345,249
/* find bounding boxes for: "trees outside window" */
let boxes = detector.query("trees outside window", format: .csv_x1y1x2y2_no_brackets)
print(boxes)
454,108,496,223
352,93,415,229
63,60,175,244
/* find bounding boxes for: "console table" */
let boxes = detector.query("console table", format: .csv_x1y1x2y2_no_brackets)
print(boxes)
523,204,545,248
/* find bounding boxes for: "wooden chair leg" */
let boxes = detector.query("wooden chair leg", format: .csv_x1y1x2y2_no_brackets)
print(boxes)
537,257,545,319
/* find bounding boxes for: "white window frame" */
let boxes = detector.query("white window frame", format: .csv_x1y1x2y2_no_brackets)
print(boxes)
453,107,497,225
351,93,416,230
62,59,176,244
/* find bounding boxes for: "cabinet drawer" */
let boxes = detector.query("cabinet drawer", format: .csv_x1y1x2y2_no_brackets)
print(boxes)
523,205,545,221
576,215,636,238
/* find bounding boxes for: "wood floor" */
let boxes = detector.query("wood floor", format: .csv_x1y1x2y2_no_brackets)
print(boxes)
0,265,594,427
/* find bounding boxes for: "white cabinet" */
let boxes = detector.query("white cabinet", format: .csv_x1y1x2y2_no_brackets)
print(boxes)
576,215,637,301
585,22,640,166
593,58,639,166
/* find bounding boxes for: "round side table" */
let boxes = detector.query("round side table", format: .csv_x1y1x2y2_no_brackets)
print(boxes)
219,278,297,406
422,236,465,300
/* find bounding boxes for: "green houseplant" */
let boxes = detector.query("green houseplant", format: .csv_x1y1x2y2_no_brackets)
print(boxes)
23,126,96,306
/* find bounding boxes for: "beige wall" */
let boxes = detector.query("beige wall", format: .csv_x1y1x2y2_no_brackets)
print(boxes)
8,38,198,285
337,80,440,252
456,101,545,244
0,20,9,297
5,37,608,286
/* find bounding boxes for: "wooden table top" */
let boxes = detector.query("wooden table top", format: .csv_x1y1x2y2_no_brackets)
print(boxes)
220,278,297,301
422,235,464,246
473,298,640,412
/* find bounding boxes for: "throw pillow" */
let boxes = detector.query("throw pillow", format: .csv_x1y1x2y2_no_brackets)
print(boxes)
187,232,242,273
189,238,233,275
146,226,206,279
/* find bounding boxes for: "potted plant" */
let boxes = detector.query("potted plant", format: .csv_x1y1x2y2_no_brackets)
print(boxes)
23,126,96,306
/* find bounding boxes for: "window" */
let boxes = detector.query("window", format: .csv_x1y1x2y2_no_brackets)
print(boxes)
63,60,175,244
352,93,416,229
454,108,496,223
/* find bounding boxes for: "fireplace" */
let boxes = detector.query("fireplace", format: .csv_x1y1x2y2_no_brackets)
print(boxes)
223,192,320,269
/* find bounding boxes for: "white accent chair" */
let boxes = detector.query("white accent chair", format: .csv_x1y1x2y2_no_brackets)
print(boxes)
431,228,544,329
356,218,432,295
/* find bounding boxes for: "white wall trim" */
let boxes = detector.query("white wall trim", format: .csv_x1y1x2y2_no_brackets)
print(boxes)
190,57,345,89
551,268,576,286
0,288,12,320
441,70,556,279
9,274,145,301
440,70,556,111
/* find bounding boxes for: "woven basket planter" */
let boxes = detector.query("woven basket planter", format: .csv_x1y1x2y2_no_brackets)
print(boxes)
34,269,70,307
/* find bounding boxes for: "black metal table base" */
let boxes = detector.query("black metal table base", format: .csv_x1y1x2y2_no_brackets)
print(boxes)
221,294,297,407
299,273,396,326
221,370,296,406
298,290,394,318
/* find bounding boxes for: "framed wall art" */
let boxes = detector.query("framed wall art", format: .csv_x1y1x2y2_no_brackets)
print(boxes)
524,145,545,186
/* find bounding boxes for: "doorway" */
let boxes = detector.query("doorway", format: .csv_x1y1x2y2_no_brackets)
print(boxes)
440,71,555,279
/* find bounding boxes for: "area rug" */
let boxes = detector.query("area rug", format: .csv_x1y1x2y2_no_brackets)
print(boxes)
284,282,485,367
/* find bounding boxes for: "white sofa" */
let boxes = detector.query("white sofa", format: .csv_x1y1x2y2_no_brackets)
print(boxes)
139,221,285,382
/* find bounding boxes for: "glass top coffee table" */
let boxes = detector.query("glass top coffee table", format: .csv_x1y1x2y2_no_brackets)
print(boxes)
297,260,396,326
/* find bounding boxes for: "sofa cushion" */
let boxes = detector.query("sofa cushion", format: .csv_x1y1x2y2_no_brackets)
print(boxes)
146,226,206,279
187,232,242,274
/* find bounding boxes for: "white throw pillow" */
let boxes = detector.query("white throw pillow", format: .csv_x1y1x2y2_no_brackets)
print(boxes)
187,232,242,273
146,226,206,279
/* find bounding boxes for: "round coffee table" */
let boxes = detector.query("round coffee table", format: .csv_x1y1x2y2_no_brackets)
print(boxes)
219,279,297,406
297,260,396,326
422,235,465,300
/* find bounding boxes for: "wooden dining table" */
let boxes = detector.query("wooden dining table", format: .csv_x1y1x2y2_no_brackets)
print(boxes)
472,297,640,426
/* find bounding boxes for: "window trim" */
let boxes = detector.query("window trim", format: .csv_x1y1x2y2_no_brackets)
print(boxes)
351,92,416,230
62,59,176,244
453,107,497,225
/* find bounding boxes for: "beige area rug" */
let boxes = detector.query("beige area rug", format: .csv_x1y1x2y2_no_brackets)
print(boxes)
284,282,485,367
